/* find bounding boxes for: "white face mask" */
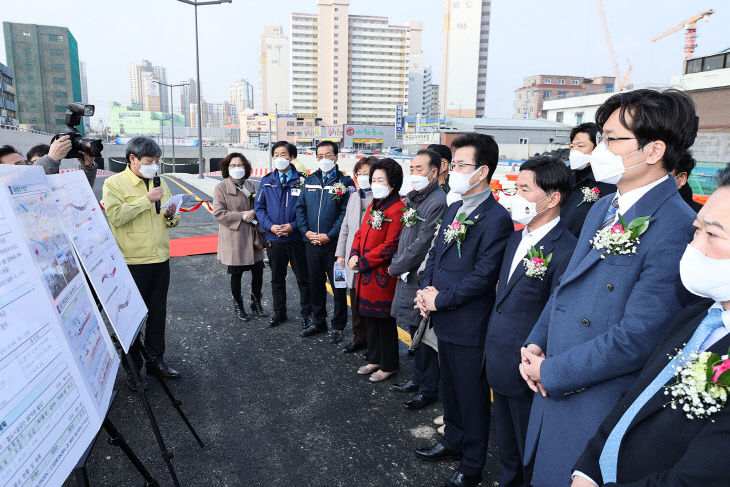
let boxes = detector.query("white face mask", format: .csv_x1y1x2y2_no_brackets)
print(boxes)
410,169,435,192
449,167,483,195
229,167,246,180
510,192,551,225
680,244,730,302
356,175,370,190
400,175,412,196
589,142,648,185
274,157,290,171
138,163,158,179
446,191,462,206
319,158,336,173
371,183,390,199
569,149,592,171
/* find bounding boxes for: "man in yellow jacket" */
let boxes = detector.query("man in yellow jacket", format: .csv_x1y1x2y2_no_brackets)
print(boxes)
103,137,181,389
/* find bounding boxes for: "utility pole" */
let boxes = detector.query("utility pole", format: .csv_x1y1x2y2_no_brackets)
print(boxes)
154,80,188,174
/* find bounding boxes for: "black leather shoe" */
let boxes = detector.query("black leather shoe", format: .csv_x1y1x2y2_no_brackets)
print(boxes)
442,471,482,487
269,313,288,327
250,292,268,317
301,315,312,329
300,324,326,337
147,360,180,379
342,341,366,353
329,330,343,344
234,301,250,322
415,443,462,462
404,394,437,410
391,379,419,393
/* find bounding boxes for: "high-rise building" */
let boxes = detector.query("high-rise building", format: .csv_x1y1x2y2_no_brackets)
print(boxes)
3,22,82,133
427,84,440,119
129,59,168,113
180,78,198,127
440,0,491,117
0,62,18,126
229,79,254,113
514,75,615,120
290,0,423,125
79,61,90,132
260,26,289,113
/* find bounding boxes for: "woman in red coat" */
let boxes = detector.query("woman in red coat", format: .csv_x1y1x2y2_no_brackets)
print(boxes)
348,158,405,382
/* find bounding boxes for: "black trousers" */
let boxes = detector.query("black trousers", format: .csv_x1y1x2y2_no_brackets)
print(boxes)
229,260,264,307
409,325,439,399
350,288,367,346
126,260,170,371
268,240,311,317
493,391,533,487
439,340,491,477
305,241,347,330
365,316,399,372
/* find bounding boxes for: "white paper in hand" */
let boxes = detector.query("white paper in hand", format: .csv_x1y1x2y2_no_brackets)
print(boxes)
333,260,347,288
162,193,196,217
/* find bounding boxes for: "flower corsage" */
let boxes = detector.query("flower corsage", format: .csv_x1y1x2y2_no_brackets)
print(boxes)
367,209,392,230
443,213,474,258
400,207,425,227
577,187,601,207
522,245,552,279
664,347,730,420
590,214,650,259
330,182,347,201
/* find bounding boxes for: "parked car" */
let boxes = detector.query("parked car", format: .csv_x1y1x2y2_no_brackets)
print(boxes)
386,146,402,153
357,149,373,155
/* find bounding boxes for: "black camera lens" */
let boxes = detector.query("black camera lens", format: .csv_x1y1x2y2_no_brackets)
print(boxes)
76,137,103,157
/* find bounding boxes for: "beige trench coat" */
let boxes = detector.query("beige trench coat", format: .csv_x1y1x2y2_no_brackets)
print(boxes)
213,177,264,266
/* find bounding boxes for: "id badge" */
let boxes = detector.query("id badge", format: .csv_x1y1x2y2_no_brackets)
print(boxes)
291,188,301,196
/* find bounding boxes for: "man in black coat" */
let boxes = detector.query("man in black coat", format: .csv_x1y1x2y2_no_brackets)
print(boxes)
484,156,577,487
672,151,704,213
571,165,730,487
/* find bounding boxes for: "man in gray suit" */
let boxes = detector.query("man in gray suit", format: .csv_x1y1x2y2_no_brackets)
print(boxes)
390,149,447,409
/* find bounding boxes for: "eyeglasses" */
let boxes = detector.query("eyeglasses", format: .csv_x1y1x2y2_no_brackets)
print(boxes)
229,163,245,168
449,161,478,171
596,133,636,148
316,153,336,161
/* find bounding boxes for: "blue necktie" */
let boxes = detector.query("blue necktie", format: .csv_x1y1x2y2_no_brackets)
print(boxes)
599,307,725,482
600,195,620,230
280,172,288,185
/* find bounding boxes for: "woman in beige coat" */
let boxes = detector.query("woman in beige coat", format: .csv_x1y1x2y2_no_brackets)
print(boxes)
213,153,267,321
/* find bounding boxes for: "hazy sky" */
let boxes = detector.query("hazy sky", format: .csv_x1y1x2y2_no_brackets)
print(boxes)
2,1,727,124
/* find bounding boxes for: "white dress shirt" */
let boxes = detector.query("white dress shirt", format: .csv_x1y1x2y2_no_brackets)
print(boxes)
508,216,561,280
573,301,730,486
610,175,669,225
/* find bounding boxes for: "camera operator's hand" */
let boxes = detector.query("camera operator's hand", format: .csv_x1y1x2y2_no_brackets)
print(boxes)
48,135,72,162
146,186,164,203
79,153,95,167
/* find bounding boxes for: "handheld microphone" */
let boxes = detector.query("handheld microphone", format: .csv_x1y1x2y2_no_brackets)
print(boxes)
153,176,161,214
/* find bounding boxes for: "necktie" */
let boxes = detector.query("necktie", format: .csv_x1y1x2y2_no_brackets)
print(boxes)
281,172,288,185
600,195,620,231
599,307,725,482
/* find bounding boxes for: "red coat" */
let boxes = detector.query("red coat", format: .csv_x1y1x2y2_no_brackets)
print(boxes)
349,191,405,318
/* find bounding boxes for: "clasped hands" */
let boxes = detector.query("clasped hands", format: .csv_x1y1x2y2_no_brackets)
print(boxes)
413,286,439,317
270,222,292,236
305,231,331,246
519,344,548,397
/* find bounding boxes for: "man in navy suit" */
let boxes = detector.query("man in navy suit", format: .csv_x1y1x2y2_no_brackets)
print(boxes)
519,89,699,486
413,133,514,487
485,155,577,487
572,166,730,486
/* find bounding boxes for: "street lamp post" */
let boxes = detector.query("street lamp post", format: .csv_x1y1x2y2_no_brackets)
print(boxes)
153,80,188,173
177,0,232,178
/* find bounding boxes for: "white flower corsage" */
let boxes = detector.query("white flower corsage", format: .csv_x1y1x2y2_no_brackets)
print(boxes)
522,245,552,280
367,209,392,230
590,215,650,259
664,347,730,420
400,207,425,227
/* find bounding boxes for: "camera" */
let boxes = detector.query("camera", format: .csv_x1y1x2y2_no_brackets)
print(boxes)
53,103,103,159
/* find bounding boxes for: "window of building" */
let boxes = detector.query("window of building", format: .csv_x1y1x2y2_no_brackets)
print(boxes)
287,121,294,126
297,121,303,126
576,112,584,124
556,111,564,123
53,77,65,84
529,107,534,113
55,105,67,112
287,131,295,136
703,54,725,71
544,91,550,98
50,49,64,56
519,138,529,144
48,34,63,42
55,118,65,125
53,91,67,98
27,75,34,81
686,58,703,73
25,62,33,66
544,77,552,84
51,63,65,71
23,32,31,37
558,78,565,85
558,91,567,99
604,83,614,93
28,90,35,95
572,79,580,85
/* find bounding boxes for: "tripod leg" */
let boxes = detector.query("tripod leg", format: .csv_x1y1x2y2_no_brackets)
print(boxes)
140,345,205,448
124,353,181,487
103,418,160,487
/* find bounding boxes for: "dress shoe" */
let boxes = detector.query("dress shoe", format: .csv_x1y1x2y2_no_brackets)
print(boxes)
404,394,437,410
250,292,268,317
301,315,312,329
391,379,418,393
268,313,288,327
147,359,180,379
233,301,250,322
407,348,416,357
342,341,366,353
300,324,326,337
442,471,482,487
415,443,462,462
329,330,343,344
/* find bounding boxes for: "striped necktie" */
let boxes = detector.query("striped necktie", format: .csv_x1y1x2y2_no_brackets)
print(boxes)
598,307,725,482
600,195,620,231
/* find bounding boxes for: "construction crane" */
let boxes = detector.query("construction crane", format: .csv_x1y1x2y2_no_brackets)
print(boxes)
596,0,632,90
652,9,715,60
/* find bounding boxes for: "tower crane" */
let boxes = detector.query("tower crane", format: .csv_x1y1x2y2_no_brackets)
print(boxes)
596,0,632,90
652,9,715,60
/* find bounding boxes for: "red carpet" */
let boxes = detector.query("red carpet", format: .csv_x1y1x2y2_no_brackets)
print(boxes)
169,235,218,257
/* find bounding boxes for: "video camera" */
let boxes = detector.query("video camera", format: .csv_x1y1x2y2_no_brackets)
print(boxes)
53,103,103,159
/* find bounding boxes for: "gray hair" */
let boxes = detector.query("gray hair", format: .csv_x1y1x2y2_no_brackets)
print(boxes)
125,136,161,163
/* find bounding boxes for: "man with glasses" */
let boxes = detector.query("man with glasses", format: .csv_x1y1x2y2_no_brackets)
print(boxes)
519,89,699,486
296,141,355,343
560,123,615,237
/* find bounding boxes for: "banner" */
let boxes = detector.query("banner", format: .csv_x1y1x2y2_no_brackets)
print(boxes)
395,105,404,139
403,133,441,145
0,165,118,487
115,137,199,147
